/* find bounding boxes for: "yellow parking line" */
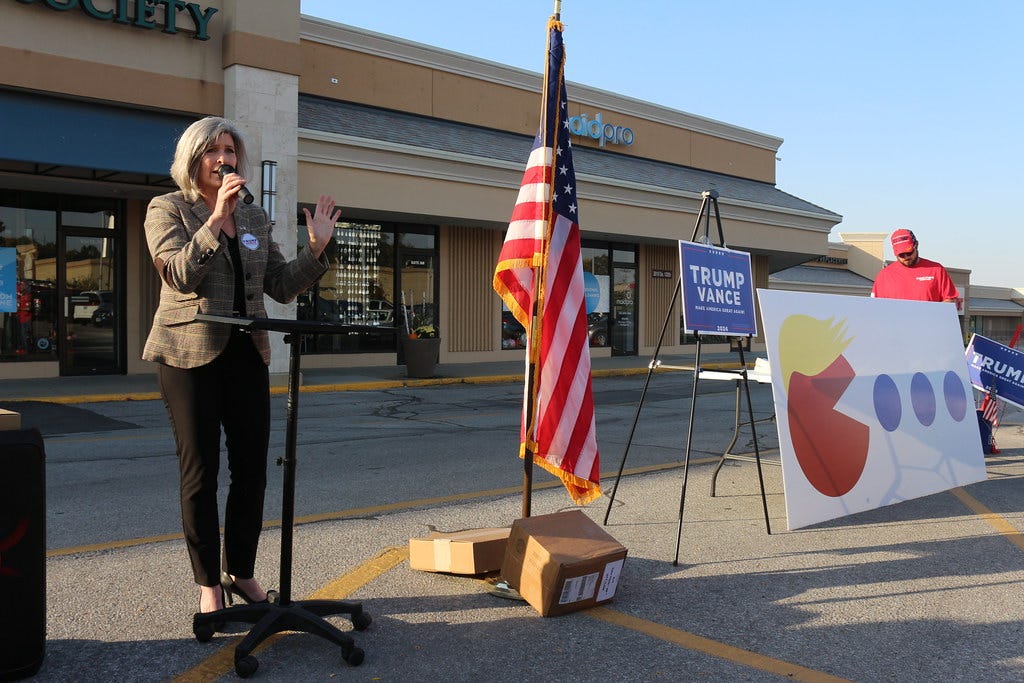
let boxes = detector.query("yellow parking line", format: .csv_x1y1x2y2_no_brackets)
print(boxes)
13,365,664,404
12,392,163,404
587,606,851,682
47,532,183,558
580,484,1024,682
950,486,1024,552
47,459,708,558
171,546,408,683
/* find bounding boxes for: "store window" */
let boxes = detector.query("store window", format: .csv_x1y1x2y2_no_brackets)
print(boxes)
499,240,637,356
0,201,57,360
296,216,436,354
0,191,123,373
969,315,1022,346
582,245,611,348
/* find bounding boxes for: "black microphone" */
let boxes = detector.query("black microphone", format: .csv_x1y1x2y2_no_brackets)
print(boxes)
217,164,255,204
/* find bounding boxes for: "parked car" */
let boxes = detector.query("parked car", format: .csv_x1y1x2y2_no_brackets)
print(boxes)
70,290,114,326
588,313,609,347
366,299,394,324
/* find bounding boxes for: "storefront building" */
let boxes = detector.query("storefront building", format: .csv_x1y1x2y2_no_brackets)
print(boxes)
0,0,841,381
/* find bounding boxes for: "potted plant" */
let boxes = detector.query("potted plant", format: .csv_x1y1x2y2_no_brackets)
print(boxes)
401,302,440,378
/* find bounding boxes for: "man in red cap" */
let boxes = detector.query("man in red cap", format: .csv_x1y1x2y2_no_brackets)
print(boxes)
870,228,959,304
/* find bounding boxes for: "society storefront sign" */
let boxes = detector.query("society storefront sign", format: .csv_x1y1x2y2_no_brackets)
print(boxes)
14,0,219,40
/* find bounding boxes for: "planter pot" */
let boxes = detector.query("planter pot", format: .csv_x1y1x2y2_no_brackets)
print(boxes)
403,337,441,378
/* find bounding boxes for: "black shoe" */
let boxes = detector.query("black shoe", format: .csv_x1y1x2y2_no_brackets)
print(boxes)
220,572,276,606
197,585,226,632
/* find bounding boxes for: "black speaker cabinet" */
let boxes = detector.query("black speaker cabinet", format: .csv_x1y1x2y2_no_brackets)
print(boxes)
0,428,45,681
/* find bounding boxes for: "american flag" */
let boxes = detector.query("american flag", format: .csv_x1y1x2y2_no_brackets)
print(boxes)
981,389,999,427
493,18,600,505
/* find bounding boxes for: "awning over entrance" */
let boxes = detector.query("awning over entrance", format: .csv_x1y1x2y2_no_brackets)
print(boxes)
0,89,195,184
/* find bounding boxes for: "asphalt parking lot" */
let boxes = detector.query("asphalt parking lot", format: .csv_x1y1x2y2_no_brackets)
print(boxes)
4,361,1024,682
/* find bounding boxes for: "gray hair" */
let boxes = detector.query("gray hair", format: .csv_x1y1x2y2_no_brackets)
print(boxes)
169,117,249,202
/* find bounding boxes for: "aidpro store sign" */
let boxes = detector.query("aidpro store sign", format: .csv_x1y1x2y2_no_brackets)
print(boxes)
567,112,634,147
14,0,219,40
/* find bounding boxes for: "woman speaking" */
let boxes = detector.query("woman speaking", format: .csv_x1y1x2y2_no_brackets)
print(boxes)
143,117,339,617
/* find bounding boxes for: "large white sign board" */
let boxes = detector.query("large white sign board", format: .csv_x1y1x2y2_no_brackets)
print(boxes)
757,290,987,530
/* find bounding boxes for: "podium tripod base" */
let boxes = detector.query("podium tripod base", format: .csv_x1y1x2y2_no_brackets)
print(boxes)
192,599,371,678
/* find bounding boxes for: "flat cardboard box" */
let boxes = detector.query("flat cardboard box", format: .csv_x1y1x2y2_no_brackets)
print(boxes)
0,409,21,431
501,509,627,617
409,527,511,575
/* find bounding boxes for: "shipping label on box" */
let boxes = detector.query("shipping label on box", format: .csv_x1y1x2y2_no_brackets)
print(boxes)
596,558,624,601
409,527,511,575
501,509,627,617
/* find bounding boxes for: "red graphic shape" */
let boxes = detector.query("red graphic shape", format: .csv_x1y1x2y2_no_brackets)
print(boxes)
0,517,30,577
787,354,870,497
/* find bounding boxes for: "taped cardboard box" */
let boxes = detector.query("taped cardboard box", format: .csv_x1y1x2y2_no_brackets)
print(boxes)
409,527,511,575
0,409,21,431
501,509,627,617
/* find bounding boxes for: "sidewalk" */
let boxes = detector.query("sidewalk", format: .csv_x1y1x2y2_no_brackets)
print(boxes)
0,351,745,404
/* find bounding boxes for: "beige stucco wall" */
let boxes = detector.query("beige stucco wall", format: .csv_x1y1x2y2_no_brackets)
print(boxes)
1,1,228,113
298,18,781,184
1,0,302,116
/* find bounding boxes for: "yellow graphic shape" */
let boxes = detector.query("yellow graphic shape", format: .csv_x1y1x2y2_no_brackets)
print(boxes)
777,315,853,393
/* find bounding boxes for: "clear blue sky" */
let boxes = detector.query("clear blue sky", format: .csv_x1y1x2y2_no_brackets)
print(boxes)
300,1,1022,289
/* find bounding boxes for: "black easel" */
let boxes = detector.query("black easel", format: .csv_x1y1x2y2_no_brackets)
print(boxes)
600,190,771,566
191,314,394,677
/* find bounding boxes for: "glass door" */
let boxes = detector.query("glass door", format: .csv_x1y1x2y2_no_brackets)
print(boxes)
398,249,437,338
611,247,637,356
60,232,120,375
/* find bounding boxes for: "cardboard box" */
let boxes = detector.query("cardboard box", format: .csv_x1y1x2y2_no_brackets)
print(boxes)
0,409,21,431
409,527,511,575
501,509,627,617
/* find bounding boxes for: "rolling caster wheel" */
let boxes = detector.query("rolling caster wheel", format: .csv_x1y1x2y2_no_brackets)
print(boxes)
343,646,364,666
266,589,279,604
352,611,372,631
235,655,259,678
193,620,214,643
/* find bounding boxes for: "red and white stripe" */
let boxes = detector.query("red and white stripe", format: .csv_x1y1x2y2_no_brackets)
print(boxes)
492,49,600,504
494,146,550,327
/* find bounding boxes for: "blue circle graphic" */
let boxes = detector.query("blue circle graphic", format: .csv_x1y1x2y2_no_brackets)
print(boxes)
943,371,968,422
911,373,936,426
873,374,902,432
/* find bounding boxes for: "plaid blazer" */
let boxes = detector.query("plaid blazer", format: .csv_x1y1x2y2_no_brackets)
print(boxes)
142,191,327,369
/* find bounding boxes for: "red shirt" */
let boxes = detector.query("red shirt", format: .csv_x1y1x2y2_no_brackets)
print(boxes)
871,257,959,303
16,285,32,323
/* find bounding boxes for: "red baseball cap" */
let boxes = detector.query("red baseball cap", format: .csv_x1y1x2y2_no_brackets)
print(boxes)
891,229,917,256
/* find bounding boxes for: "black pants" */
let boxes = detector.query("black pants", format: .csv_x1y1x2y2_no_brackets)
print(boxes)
158,330,270,587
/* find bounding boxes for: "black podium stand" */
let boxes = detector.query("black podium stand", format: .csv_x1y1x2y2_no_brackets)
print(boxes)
190,314,394,677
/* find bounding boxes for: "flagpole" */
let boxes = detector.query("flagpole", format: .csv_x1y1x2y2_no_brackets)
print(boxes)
520,12,560,519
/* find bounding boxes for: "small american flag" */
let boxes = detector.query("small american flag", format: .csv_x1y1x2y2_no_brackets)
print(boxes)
979,326,1020,431
493,18,600,505
981,390,999,428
